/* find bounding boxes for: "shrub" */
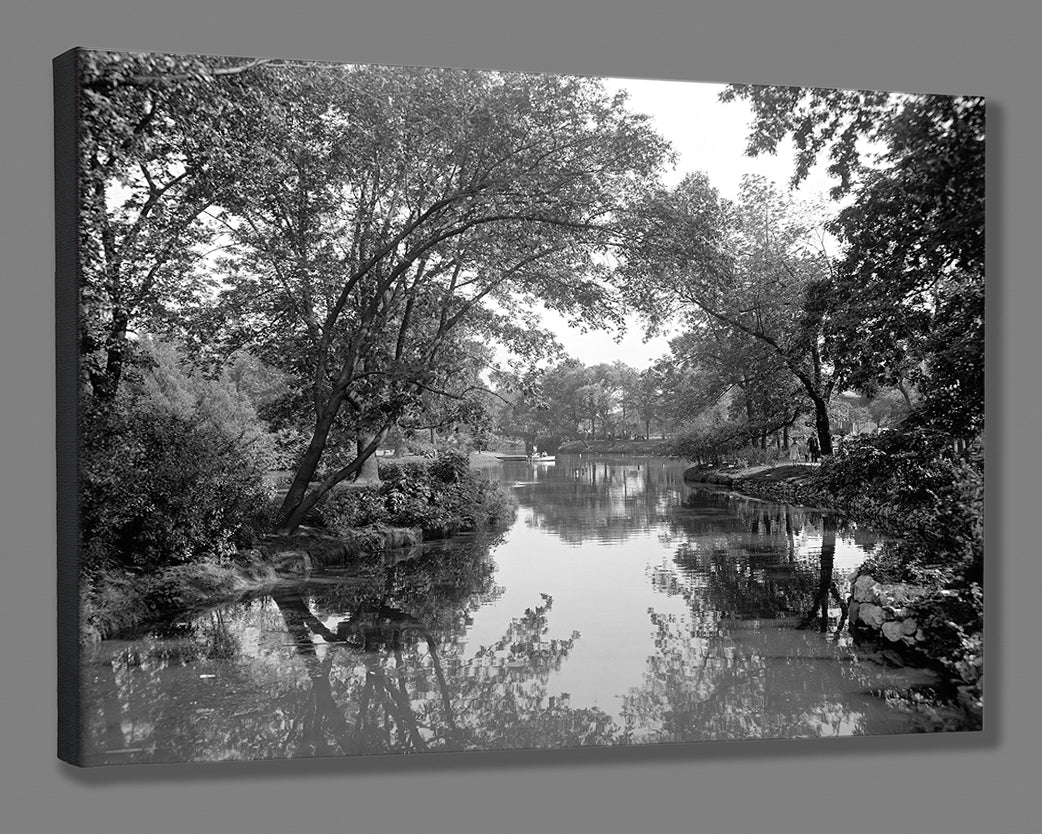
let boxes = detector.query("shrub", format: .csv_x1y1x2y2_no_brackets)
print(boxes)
819,426,983,583
824,423,983,706
912,582,984,688
320,450,514,537
80,398,271,574
671,419,777,465
320,486,386,532
734,445,782,466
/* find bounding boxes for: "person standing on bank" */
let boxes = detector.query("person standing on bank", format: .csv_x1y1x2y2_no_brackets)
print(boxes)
808,435,820,463
789,438,802,463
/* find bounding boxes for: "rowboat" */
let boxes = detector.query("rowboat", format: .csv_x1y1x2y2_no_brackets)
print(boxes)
495,454,556,463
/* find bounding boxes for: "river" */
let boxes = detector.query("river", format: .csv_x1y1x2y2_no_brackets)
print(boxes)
81,454,967,764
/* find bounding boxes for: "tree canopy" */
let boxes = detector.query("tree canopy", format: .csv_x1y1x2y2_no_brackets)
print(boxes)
722,85,985,438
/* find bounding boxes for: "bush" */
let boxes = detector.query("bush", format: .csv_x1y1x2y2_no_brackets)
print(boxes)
912,583,984,688
320,450,514,538
819,426,983,583
671,419,780,465
734,445,782,466
320,485,387,531
80,398,271,574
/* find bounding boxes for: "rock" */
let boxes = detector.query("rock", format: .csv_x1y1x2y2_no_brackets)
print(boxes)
853,575,880,603
899,617,918,636
880,648,906,667
881,620,905,642
858,603,886,628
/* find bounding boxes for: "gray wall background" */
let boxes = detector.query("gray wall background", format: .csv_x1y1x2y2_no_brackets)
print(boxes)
2,2,1037,832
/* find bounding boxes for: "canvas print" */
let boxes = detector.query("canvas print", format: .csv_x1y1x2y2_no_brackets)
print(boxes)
55,48,984,766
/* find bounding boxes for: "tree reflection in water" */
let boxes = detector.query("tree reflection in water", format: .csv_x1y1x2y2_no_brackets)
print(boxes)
272,581,624,757
82,458,964,764
623,488,954,741
508,457,683,545
83,533,622,764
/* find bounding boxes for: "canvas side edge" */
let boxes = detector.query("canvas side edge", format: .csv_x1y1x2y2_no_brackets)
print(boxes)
54,46,84,766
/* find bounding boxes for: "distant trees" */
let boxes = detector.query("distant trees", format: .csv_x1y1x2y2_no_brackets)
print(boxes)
630,366,667,439
621,173,840,454
722,85,985,440
492,358,673,446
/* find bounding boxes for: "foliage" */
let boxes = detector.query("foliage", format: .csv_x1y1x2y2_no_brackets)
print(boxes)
719,84,893,195
134,337,279,469
622,173,840,453
819,427,983,584
910,583,984,686
78,50,271,399
723,86,985,439
191,62,671,532
321,451,515,537
80,397,271,573
826,98,984,437
80,338,275,573
671,416,771,465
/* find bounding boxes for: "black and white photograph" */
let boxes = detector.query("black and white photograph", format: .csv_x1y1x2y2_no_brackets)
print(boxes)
57,48,985,766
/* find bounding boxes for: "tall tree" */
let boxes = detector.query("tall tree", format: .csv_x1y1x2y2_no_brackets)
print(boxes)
623,173,840,453
721,85,985,438
629,365,666,439
211,64,668,532
77,50,271,400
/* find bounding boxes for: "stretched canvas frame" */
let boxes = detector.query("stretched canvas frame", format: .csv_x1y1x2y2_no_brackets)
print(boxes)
56,47,984,766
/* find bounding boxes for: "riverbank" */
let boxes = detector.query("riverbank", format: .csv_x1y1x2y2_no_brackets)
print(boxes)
558,438,672,455
683,461,983,726
80,525,425,644
82,451,516,644
682,462,835,508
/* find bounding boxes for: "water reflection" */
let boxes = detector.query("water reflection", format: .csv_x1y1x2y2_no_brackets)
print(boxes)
82,456,966,764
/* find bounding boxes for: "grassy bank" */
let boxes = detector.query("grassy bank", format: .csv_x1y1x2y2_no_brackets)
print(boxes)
557,438,673,455
82,451,516,644
683,463,839,512
80,527,425,645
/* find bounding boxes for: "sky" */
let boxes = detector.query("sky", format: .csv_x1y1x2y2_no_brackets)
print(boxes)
530,76,842,369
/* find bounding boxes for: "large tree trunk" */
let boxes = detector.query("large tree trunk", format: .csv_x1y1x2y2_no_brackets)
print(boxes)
279,428,387,535
355,433,381,483
812,396,834,456
278,396,342,533
91,312,129,401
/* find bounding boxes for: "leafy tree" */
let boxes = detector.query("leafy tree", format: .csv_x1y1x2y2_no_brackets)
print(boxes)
721,86,985,438
831,97,984,438
77,50,271,400
206,64,668,533
628,365,668,439
623,173,840,453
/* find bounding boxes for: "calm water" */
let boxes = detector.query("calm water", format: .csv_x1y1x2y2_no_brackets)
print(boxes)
82,455,967,764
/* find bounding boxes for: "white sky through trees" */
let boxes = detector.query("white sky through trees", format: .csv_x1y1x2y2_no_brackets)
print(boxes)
534,76,841,369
